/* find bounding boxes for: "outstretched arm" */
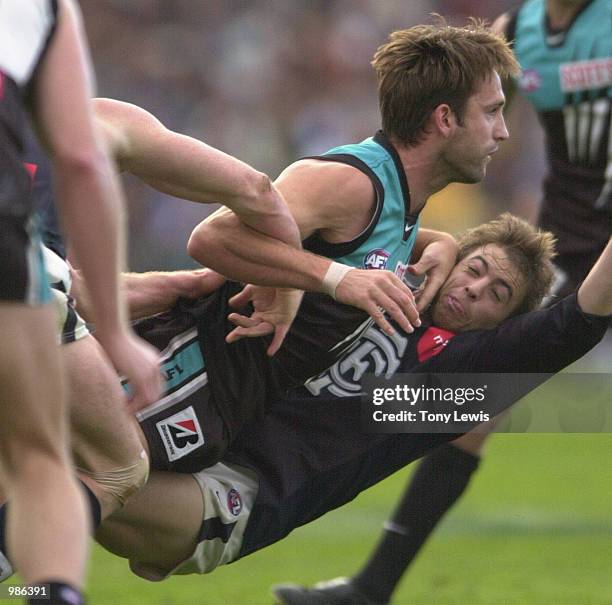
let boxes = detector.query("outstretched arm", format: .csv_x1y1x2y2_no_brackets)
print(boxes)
577,237,612,316
71,266,226,322
92,98,300,249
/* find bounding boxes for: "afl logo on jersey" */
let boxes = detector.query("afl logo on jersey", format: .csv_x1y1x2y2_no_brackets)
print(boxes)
364,248,390,270
518,69,541,93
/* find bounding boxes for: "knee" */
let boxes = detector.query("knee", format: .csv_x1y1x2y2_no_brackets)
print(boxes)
80,448,150,509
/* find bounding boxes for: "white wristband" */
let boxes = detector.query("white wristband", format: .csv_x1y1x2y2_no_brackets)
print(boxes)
321,261,353,300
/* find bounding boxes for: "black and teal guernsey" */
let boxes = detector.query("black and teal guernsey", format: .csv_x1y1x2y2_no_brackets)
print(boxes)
192,131,421,441
0,0,58,217
509,0,611,268
0,1,58,303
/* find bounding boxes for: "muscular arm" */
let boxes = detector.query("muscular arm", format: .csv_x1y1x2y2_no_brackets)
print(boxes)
122,270,226,320
71,266,226,322
577,238,612,316
188,161,420,335
92,98,300,248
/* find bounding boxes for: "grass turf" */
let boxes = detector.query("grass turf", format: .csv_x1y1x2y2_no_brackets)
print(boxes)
81,433,612,604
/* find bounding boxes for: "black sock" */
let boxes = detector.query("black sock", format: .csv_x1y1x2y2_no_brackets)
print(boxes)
353,444,480,603
78,480,101,531
29,581,85,605
0,503,7,556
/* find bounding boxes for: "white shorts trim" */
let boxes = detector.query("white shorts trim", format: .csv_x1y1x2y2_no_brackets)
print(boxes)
43,244,89,344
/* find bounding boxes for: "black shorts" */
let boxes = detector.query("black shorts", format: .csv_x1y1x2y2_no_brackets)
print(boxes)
133,308,230,473
0,78,50,304
0,213,51,304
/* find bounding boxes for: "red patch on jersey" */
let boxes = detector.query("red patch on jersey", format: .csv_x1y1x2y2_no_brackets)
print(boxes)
417,326,456,363
177,419,196,433
0,73,4,100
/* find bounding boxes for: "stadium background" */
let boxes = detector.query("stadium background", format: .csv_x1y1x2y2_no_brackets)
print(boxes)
63,1,612,602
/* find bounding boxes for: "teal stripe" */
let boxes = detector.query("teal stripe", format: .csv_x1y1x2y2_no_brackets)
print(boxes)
123,339,205,397
161,340,205,391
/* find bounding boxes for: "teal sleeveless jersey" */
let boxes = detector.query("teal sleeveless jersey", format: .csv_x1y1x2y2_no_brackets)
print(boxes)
303,130,420,283
514,0,611,112
509,0,611,262
512,0,611,211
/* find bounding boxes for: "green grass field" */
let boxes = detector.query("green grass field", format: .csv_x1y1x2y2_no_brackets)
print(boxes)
78,434,612,604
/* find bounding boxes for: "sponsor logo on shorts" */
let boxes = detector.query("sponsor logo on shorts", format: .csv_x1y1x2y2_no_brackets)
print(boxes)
227,488,243,516
364,248,390,270
156,405,205,462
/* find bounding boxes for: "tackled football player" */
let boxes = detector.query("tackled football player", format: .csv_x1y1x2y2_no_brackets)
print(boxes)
93,217,611,583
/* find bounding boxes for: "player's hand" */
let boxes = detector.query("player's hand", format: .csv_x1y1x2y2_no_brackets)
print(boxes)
409,235,458,312
97,329,163,413
226,285,304,356
334,269,420,335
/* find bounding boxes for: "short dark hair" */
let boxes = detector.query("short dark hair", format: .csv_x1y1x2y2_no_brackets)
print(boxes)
457,213,557,314
372,19,519,146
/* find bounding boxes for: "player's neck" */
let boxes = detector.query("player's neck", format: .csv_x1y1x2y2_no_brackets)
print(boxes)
392,142,449,214
546,0,589,29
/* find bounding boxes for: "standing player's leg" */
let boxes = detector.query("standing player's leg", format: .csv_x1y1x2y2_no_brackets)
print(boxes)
0,245,148,594
0,303,89,591
272,427,493,605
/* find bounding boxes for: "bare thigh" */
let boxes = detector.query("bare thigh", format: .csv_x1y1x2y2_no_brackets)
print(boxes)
0,303,68,480
64,334,149,514
96,471,203,576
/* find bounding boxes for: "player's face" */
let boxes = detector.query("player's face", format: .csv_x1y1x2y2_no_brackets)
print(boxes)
430,244,527,332
442,72,509,183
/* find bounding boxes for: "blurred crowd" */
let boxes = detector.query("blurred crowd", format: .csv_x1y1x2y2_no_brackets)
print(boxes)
81,0,546,271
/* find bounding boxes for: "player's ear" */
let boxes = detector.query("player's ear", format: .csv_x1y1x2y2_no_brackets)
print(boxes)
431,103,458,138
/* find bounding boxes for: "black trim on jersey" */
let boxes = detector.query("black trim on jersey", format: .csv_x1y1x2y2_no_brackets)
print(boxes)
543,0,595,48
197,517,236,544
372,131,411,210
373,130,419,236
301,153,385,260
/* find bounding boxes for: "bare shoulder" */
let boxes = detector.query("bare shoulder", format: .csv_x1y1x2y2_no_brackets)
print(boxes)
275,159,376,239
